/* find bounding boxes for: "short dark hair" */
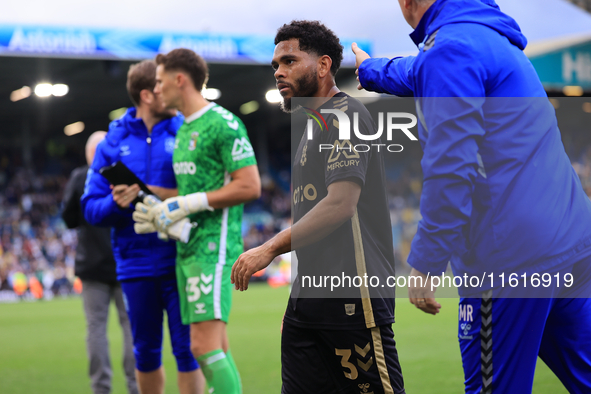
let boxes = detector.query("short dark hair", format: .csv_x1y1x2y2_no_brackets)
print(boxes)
126,60,157,106
155,48,208,91
274,20,343,76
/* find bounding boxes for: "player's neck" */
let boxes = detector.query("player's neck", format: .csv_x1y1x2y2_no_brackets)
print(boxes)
309,85,341,109
135,105,162,134
179,90,210,119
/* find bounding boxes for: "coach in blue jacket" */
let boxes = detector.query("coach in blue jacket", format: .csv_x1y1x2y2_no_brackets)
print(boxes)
353,0,591,393
82,60,204,394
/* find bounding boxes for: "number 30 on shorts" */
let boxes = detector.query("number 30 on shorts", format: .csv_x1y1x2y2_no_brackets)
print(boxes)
186,274,213,302
335,342,374,380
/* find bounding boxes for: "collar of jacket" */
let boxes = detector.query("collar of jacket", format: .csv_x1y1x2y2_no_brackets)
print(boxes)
410,0,448,47
106,107,183,147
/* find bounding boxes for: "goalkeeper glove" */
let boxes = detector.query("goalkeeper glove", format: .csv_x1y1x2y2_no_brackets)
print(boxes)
151,193,212,232
133,194,195,243
133,195,159,235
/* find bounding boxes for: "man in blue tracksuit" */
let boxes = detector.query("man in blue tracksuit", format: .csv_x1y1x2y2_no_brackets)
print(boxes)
353,0,591,392
81,60,204,394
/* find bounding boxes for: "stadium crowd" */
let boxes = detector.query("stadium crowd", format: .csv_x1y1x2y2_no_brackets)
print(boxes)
0,162,293,299
0,168,76,298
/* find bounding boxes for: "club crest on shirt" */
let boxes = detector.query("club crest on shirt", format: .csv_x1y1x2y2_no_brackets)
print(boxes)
345,304,355,316
188,132,199,151
161,137,173,154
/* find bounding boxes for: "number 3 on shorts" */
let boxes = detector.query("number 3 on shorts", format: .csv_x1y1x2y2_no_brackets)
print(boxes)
335,348,359,380
187,277,201,302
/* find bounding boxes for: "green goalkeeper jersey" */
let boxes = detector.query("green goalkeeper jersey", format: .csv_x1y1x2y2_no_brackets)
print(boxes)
172,103,257,265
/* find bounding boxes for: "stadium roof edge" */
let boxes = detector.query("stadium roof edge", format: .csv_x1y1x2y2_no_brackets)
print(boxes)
525,33,591,58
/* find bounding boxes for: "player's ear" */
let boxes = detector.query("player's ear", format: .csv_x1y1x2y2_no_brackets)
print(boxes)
139,89,153,105
175,72,184,88
318,55,333,79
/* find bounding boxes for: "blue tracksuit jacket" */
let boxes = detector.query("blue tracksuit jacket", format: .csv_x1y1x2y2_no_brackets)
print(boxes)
81,108,182,280
359,0,591,291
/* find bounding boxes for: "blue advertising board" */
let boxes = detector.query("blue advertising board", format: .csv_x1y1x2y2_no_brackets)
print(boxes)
0,25,372,65
529,40,591,90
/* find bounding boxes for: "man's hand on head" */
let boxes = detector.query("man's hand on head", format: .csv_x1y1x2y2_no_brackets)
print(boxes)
352,42,371,90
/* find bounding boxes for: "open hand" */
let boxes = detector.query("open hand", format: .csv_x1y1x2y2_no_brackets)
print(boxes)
231,244,275,291
408,268,442,315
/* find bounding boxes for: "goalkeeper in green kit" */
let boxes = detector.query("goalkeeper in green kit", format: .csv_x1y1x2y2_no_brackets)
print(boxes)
133,48,261,394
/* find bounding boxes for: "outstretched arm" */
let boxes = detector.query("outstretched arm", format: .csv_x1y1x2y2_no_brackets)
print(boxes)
352,42,416,97
407,40,487,314
231,180,361,291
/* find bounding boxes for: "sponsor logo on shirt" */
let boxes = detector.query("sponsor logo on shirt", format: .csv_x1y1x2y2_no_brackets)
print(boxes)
174,161,196,175
327,140,360,163
292,183,318,205
324,140,361,171
300,143,308,166
231,137,254,161
120,145,131,156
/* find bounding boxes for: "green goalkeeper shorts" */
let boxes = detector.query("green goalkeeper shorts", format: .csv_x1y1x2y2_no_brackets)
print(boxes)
176,260,233,324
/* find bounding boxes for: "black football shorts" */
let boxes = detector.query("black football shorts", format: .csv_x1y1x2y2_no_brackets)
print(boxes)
281,321,405,394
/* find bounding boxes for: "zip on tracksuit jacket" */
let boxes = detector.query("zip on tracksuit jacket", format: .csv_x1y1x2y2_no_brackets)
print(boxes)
358,0,591,294
81,108,182,281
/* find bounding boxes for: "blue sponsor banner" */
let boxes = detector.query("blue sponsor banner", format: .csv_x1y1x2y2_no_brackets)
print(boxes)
529,40,591,90
0,25,372,65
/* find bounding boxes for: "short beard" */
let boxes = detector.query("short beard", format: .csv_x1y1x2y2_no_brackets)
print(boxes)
151,99,177,119
279,70,319,114
153,108,177,119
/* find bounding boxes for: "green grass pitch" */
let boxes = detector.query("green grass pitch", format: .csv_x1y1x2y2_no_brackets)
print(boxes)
0,284,567,393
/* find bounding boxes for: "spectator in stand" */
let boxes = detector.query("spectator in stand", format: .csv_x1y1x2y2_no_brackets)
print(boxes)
62,131,138,394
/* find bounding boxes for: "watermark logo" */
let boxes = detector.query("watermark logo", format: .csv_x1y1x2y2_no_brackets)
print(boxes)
306,109,418,153
303,107,328,132
307,109,417,141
